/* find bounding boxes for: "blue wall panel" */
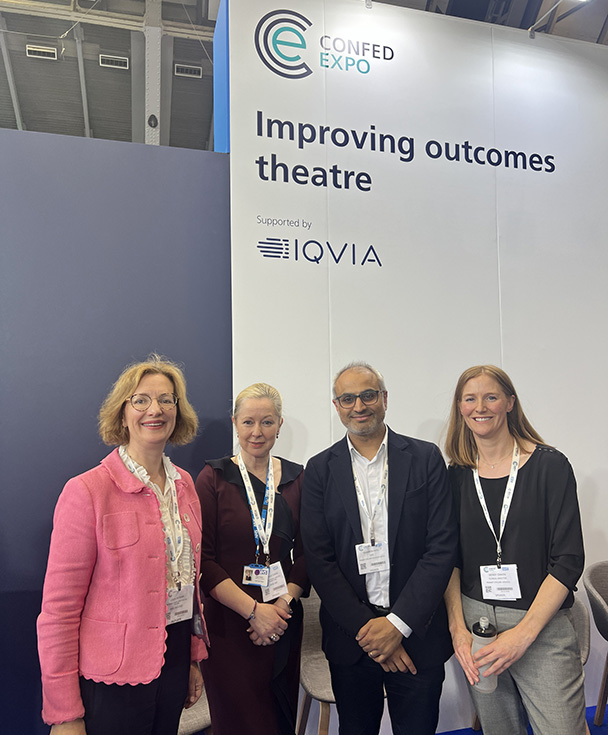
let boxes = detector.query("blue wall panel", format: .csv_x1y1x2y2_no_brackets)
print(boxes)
0,129,232,734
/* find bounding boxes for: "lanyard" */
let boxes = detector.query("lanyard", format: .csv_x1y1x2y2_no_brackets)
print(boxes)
237,453,275,564
351,448,388,546
472,442,519,568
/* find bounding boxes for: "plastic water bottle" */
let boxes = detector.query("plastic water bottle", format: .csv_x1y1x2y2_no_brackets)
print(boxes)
471,616,498,693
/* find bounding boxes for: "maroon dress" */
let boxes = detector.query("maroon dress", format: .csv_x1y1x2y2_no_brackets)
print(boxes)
195,457,308,735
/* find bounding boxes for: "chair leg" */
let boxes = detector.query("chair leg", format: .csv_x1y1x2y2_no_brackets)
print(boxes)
594,652,608,726
296,692,312,735
319,702,331,735
472,713,481,731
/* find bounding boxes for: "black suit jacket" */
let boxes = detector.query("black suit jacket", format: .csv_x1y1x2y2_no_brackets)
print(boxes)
301,428,457,668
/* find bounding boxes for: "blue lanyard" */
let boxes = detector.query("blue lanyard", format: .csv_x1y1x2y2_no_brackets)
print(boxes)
237,453,275,565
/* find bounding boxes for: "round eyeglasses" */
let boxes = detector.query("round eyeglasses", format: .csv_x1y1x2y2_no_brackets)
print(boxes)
127,393,178,411
334,390,383,409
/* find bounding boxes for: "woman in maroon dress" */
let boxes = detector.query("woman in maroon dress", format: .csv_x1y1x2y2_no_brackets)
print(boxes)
195,383,307,735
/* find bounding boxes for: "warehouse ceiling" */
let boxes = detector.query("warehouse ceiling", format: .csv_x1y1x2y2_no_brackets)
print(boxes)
0,0,606,150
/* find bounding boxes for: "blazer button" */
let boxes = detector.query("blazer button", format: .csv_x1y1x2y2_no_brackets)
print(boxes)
196,543,201,552
183,512,190,522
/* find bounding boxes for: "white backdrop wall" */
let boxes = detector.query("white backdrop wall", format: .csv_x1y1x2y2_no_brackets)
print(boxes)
226,1,608,730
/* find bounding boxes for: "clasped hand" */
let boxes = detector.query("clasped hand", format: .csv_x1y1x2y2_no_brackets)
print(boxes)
356,617,404,665
247,600,291,646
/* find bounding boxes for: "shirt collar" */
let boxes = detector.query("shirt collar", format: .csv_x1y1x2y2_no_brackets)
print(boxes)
347,425,388,464
118,444,181,489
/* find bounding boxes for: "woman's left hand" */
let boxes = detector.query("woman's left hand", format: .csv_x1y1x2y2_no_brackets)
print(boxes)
473,625,534,677
184,663,203,709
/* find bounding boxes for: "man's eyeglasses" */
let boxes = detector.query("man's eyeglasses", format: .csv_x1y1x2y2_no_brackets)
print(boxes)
127,393,178,411
334,390,383,409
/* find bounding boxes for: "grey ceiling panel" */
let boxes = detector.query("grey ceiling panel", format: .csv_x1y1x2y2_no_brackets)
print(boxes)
169,72,211,150
0,51,18,128
0,0,607,149
84,56,131,140
12,45,85,135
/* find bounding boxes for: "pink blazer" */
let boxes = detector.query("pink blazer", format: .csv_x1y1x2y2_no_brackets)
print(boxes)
37,448,209,725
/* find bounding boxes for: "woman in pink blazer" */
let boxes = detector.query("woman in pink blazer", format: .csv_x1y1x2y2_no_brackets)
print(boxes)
37,355,208,735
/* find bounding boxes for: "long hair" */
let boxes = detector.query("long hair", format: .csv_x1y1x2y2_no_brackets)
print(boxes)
444,365,545,468
98,354,198,446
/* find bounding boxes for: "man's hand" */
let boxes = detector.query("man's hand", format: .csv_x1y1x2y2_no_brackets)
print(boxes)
380,644,417,674
356,617,403,663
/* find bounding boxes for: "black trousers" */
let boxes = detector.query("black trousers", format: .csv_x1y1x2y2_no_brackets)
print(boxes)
329,655,445,735
80,619,191,735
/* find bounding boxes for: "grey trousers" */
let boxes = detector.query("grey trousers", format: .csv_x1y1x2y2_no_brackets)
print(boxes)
461,595,587,735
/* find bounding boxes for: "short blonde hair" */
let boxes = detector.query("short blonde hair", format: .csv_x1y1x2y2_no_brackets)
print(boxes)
444,364,545,468
98,354,198,446
233,383,282,419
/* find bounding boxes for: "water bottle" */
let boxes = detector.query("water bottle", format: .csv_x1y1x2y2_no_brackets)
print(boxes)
471,616,498,693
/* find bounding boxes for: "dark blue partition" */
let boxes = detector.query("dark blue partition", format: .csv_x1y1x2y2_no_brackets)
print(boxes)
0,129,232,734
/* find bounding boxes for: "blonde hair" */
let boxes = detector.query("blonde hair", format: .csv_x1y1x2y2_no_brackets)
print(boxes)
445,364,545,468
233,383,282,419
98,354,198,446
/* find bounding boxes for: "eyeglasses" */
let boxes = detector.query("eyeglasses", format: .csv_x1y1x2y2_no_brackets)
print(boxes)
127,393,178,411
334,390,383,409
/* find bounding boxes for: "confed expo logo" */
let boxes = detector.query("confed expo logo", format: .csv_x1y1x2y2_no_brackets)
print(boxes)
254,10,313,79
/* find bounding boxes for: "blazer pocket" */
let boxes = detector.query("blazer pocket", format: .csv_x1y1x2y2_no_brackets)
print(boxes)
79,617,126,676
186,501,202,531
404,482,426,499
103,512,140,549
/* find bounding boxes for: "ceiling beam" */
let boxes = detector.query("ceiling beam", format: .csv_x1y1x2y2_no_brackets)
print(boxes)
131,28,145,143
544,4,560,33
598,11,608,43
73,24,91,137
144,0,161,145
159,33,172,146
0,0,214,40
0,13,24,129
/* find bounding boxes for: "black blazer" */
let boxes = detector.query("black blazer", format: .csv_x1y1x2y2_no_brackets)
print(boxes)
301,428,457,667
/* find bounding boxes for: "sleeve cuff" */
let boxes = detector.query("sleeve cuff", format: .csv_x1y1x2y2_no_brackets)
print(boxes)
387,613,412,638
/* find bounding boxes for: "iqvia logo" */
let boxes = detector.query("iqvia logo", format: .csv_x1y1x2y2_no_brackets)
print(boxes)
256,237,382,267
254,10,313,79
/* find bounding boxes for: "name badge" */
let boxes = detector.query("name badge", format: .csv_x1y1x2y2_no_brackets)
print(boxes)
262,561,289,602
480,564,521,601
243,564,269,587
166,584,194,625
355,541,390,575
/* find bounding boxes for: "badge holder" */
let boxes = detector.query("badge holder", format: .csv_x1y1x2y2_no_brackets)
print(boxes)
166,584,195,625
262,561,289,601
243,562,270,587
355,541,390,575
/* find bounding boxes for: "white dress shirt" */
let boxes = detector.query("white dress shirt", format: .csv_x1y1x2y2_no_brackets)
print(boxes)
348,428,412,638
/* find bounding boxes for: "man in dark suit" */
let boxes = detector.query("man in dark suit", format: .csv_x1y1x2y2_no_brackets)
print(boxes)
301,362,457,735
